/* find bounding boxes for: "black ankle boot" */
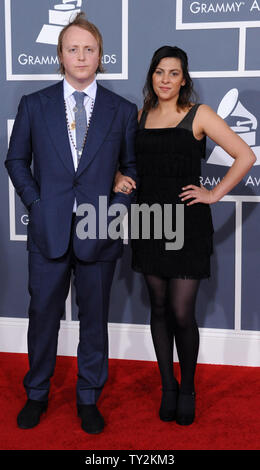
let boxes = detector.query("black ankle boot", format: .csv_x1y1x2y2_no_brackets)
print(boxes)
176,392,195,425
17,399,48,429
159,384,179,422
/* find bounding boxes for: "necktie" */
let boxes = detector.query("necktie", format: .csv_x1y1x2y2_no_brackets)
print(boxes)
73,91,87,164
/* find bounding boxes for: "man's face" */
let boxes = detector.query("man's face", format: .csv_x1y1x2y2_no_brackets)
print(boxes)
60,25,100,89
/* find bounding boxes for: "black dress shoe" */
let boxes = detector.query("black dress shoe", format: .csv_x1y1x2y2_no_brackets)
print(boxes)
176,392,196,425
17,399,48,429
77,404,105,434
159,386,179,422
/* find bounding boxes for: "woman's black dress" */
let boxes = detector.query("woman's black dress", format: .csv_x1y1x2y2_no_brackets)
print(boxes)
131,104,214,279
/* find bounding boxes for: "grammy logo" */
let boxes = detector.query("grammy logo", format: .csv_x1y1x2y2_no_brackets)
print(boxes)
207,88,260,166
36,0,82,46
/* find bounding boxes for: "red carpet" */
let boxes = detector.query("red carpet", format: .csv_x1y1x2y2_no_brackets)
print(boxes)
0,352,259,450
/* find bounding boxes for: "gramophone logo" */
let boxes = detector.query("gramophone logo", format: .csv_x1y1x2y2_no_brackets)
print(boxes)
207,88,260,166
36,0,82,45
5,0,128,80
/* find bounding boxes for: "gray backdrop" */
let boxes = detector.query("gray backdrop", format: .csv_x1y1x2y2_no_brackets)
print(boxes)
1,0,260,334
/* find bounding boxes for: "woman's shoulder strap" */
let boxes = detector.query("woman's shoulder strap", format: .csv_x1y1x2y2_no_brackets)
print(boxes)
178,103,202,131
138,109,148,129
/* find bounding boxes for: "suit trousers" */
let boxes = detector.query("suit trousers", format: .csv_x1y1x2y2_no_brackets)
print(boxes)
24,216,116,404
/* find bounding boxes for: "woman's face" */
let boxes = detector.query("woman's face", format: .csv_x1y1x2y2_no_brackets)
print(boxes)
152,57,186,102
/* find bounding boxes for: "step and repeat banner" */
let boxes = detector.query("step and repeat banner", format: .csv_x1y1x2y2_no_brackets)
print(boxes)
1,0,260,353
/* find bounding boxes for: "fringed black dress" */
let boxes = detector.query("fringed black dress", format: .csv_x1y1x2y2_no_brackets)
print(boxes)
132,104,214,279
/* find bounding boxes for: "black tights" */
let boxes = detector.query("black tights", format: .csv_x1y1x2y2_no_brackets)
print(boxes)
144,274,200,394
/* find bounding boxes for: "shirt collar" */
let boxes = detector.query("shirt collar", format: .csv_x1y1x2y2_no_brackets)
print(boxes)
63,77,97,101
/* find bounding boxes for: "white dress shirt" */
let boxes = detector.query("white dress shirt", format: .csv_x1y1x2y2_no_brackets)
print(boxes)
63,78,97,211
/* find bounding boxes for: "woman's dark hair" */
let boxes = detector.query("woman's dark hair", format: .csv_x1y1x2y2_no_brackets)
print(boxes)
143,45,195,111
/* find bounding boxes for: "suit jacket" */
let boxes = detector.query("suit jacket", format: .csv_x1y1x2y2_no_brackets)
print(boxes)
5,80,137,261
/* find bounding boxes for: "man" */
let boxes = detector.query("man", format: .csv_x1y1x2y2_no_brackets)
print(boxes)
5,12,137,434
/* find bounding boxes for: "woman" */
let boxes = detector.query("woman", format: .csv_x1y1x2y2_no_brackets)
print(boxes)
114,46,255,425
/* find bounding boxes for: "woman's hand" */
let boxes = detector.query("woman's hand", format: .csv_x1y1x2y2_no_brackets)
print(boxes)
113,171,136,194
179,184,217,206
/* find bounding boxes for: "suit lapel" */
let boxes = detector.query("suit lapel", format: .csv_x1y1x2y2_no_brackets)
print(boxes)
76,84,117,176
39,82,117,177
40,81,75,175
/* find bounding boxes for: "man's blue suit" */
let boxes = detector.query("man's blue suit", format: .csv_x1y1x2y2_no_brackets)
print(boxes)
5,80,137,404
